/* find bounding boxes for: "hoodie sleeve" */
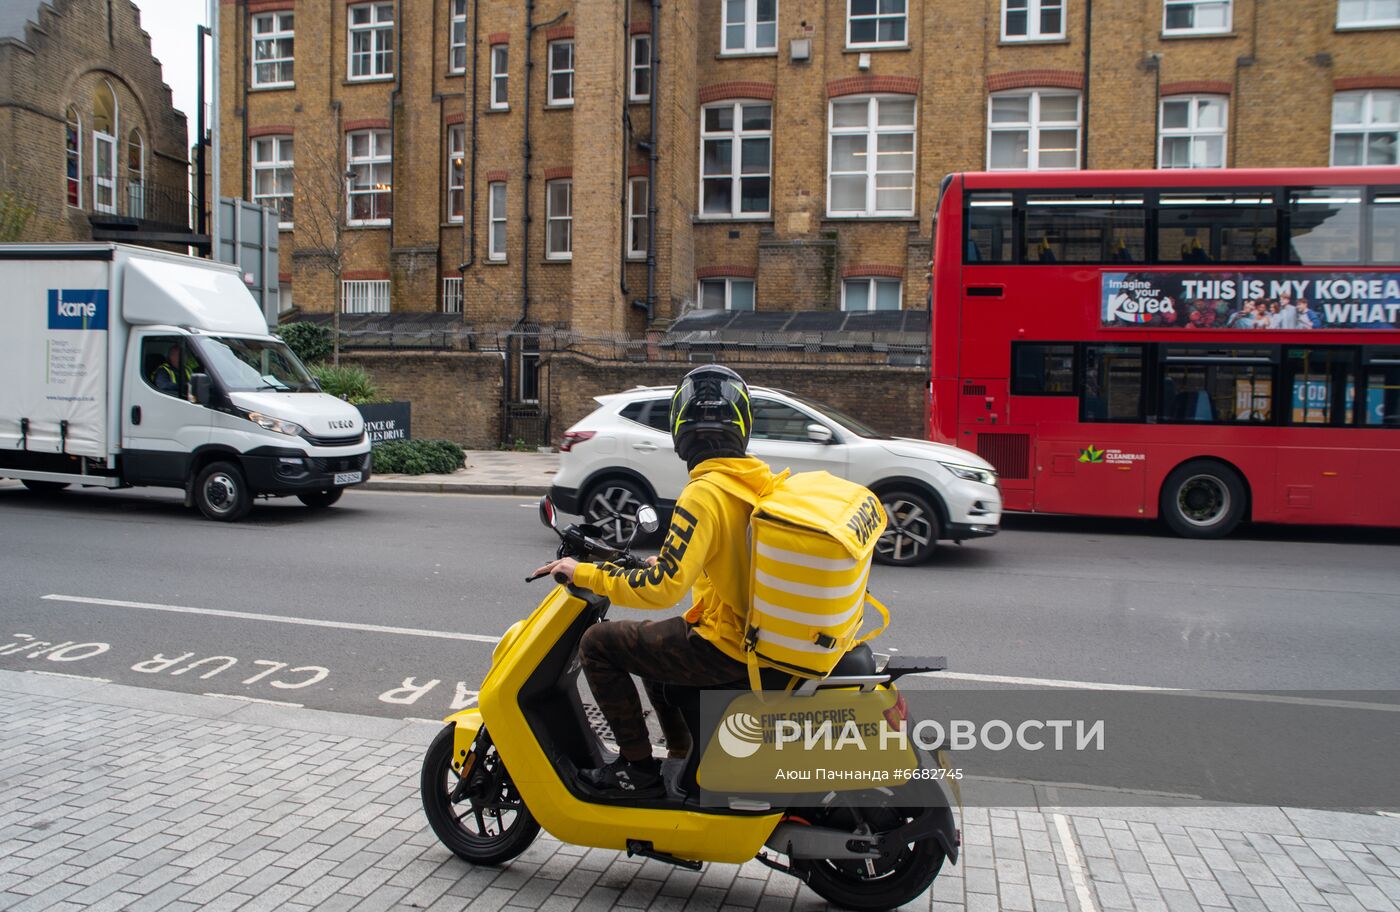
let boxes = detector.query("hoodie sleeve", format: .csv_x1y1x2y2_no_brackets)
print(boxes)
572,485,716,609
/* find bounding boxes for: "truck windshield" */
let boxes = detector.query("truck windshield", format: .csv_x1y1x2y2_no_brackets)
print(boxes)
196,336,315,392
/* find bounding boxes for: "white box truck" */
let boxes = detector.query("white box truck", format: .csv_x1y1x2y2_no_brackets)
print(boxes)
0,243,371,520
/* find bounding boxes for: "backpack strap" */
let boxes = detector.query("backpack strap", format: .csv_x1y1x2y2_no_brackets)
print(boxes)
853,592,890,648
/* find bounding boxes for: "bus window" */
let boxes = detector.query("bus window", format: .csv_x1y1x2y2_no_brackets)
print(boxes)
1371,192,1400,264
966,192,1013,262
1364,348,1400,426
1285,348,1355,426
1023,194,1145,263
1011,343,1074,394
1157,192,1278,264
1161,347,1275,424
1289,187,1363,264
1081,344,1144,422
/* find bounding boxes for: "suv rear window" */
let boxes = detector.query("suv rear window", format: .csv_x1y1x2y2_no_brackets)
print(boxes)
619,398,670,432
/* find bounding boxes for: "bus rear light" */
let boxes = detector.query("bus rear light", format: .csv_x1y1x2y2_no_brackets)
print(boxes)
559,431,596,453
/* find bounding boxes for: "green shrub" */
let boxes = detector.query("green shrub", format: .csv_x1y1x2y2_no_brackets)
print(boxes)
278,322,333,364
309,363,384,404
372,439,466,475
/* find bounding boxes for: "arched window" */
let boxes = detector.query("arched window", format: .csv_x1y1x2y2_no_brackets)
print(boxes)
127,129,144,217
65,105,81,207
92,82,118,213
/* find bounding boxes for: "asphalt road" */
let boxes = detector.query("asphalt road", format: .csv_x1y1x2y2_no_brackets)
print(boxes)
2,482,1398,729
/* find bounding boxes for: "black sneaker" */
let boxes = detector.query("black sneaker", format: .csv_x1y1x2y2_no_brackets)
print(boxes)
579,757,665,798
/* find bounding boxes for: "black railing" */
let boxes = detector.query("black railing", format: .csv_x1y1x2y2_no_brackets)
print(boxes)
90,177,202,245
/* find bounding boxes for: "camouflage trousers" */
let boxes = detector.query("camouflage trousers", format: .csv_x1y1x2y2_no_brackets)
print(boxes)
579,615,746,762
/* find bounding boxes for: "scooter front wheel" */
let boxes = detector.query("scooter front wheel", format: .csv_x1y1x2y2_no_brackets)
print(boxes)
421,724,540,866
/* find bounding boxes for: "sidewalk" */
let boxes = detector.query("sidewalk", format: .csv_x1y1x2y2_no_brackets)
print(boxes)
362,450,558,497
3,670,1399,912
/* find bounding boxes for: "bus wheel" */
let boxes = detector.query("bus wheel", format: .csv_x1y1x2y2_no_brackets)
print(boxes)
1160,461,1245,539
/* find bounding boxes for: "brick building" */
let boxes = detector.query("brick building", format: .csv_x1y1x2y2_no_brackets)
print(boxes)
218,0,1399,439
1,0,197,249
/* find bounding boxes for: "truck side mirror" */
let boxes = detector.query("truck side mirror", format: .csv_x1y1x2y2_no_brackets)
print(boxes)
190,373,212,406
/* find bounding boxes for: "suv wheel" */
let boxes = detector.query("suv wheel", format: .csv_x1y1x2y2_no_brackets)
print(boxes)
583,478,651,547
874,491,940,566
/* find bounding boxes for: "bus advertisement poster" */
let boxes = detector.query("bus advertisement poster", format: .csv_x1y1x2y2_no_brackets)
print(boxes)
1101,271,1400,330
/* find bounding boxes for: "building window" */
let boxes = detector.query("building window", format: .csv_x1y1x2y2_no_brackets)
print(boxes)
722,0,777,54
1338,0,1400,27
127,130,144,219
278,283,293,314
548,40,574,106
489,181,507,261
491,45,509,109
628,176,649,259
348,2,394,80
518,338,540,403
847,0,907,48
251,11,294,87
1163,0,1231,34
698,277,756,311
447,125,465,222
842,277,902,310
700,101,771,218
65,105,81,207
347,129,392,225
442,276,463,313
342,279,390,313
92,81,117,214
630,34,651,102
251,135,294,228
988,90,1081,171
828,95,916,217
448,0,467,73
1159,95,1228,169
1332,90,1399,166
546,179,572,260
1002,0,1065,40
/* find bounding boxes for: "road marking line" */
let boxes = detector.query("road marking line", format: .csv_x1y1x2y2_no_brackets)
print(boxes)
42,595,502,644
923,671,1400,713
404,717,448,725
203,692,304,707
1053,813,1100,912
26,670,110,683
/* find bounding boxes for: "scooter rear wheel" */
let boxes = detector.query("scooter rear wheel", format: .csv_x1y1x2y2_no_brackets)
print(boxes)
421,724,540,866
797,806,946,912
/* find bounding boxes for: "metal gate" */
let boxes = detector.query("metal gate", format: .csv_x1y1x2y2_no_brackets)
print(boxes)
503,333,550,448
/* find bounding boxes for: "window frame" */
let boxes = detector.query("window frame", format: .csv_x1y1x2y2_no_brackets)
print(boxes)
628,176,649,260
1158,94,1229,169
127,129,144,219
546,178,573,261
251,11,295,89
347,1,395,82
1001,0,1066,41
846,0,909,49
346,128,392,226
442,276,463,314
1010,342,1078,396
697,277,756,311
251,134,294,229
698,100,773,220
840,277,904,311
490,44,509,110
446,125,465,223
448,0,467,74
826,94,918,218
341,279,391,314
630,33,652,102
488,180,507,262
1331,89,1400,167
987,89,1083,172
547,39,574,107
721,0,778,55
65,106,82,208
1162,0,1233,35
1337,0,1400,29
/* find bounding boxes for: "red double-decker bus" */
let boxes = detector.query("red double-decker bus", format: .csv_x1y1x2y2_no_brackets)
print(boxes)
929,167,1400,537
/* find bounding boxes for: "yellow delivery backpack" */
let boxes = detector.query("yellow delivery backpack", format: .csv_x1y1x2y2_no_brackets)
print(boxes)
697,470,890,691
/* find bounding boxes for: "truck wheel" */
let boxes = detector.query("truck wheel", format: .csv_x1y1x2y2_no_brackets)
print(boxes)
298,488,343,509
21,480,70,494
194,462,253,522
1160,460,1246,539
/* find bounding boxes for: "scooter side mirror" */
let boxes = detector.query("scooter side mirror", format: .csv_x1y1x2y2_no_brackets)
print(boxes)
636,505,659,534
538,495,558,531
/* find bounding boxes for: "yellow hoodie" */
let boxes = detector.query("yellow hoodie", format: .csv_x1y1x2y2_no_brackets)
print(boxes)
571,456,784,664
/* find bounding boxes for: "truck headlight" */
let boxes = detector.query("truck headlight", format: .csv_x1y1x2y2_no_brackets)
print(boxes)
245,411,304,437
938,462,997,486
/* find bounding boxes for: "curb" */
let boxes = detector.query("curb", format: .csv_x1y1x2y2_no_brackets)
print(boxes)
361,479,550,496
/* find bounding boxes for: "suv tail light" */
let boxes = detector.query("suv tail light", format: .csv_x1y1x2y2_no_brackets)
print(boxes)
559,430,596,453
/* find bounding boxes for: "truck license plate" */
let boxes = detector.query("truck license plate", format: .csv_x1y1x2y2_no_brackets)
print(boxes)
333,472,362,485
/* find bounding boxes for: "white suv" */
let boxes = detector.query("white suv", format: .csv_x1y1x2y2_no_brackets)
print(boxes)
549,386,1001,566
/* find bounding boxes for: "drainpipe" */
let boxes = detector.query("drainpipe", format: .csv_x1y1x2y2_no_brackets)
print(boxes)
196,24,208,240
1081,0,1092,170
458,0,480,272
619,0,631,296
388,0,402,260
644,0,660,321
210,0,220,255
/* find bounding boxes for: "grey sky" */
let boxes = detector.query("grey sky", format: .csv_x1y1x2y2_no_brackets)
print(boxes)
131,0,208,129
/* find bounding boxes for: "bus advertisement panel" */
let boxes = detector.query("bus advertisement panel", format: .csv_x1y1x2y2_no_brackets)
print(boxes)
1102,272,1400,330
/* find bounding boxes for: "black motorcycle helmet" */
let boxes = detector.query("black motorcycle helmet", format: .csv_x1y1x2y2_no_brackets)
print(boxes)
669,365,753,469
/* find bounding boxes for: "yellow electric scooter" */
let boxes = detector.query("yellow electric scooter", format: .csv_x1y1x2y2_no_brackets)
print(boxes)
420,498,959,911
